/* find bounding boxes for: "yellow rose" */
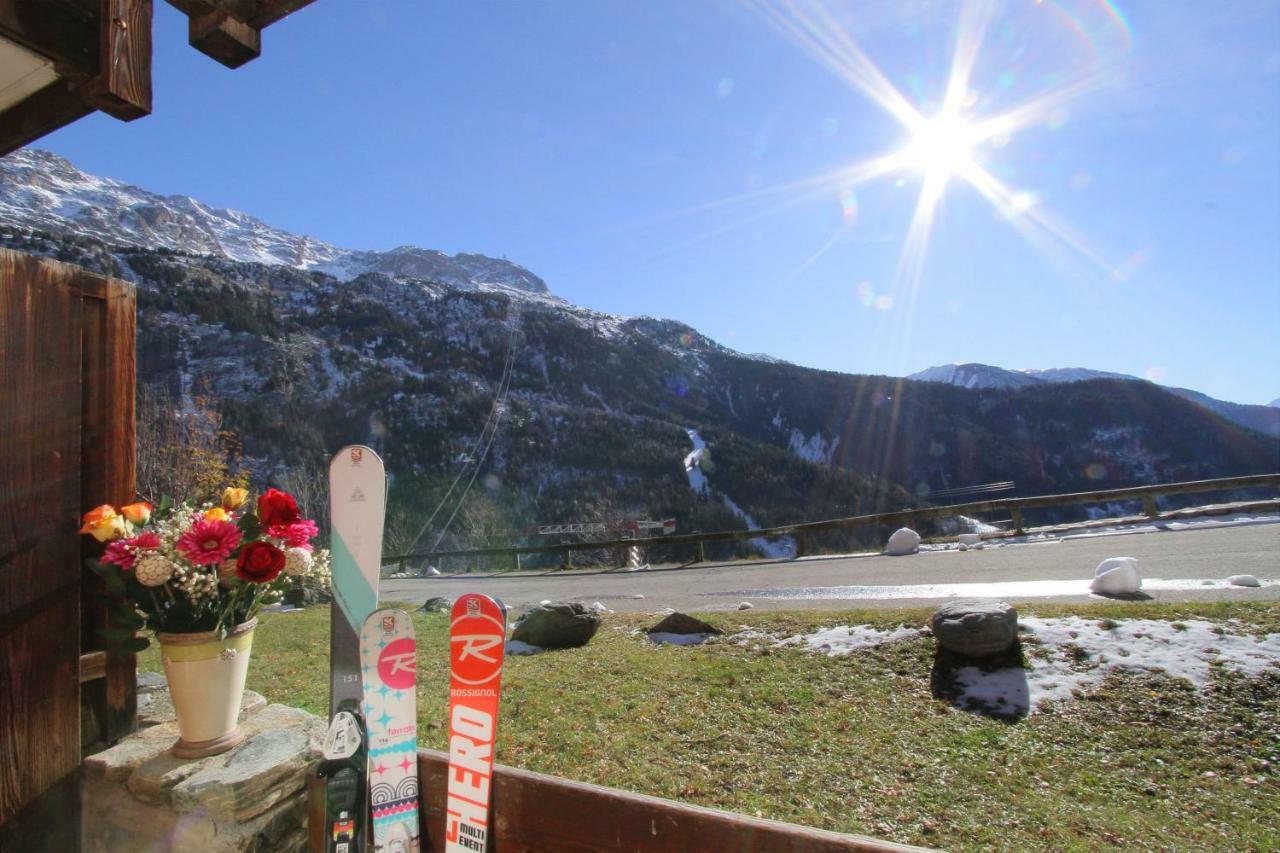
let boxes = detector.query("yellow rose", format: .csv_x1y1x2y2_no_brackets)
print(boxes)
120,501,152,525
221,487,249,511
79,505,126,542
204,507,230,522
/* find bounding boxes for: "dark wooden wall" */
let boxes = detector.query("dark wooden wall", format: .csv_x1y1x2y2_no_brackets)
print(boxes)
0,249,136,827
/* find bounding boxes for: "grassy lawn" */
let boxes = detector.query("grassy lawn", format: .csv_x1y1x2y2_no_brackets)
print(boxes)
140,601,1280,851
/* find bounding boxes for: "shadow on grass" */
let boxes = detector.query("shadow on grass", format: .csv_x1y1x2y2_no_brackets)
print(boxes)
1091,590,1154,602
930,641,1031,722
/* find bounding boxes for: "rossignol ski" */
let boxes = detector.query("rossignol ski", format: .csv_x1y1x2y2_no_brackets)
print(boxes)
324,445,386,853
361,609,421,853
444,594,508,853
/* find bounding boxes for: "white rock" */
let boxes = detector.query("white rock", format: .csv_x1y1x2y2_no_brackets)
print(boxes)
958,533,982,546
737,602,754,611
631,594,645,600
1090,557,1142,595
539,599,552,606
1228,574,1261,588
958,543,970,552
426,566,441,577
884,527,921,556
589,601,613,613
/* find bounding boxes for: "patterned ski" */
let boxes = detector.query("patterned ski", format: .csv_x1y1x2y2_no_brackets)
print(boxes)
361,609,421,853
326,445,386,853
444,594,507,853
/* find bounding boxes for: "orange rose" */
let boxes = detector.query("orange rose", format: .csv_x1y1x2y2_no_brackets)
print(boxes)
80,505,126,542
222,487,249,511
120,502,152,525
204,507,230,522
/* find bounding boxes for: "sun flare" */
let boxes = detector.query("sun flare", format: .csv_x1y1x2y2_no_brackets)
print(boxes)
903,114,979,181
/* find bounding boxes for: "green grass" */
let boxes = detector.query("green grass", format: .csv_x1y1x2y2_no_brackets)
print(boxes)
140,601,1280,850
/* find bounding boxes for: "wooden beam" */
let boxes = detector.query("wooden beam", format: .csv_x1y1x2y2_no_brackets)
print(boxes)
188,8,259,68
0,0,99,74
310,752,919,853
79,650,107,683
79,0,153,121
0,79,93,158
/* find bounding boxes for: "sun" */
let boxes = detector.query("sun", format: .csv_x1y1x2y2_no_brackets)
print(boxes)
903,114,979,182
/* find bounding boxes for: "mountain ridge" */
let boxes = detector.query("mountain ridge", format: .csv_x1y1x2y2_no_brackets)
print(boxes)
910,362,1280,440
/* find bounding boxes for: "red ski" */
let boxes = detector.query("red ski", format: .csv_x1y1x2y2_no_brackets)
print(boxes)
444,594,507,853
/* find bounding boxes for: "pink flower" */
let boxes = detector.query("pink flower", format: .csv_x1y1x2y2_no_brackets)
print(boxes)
101,531,162,570
177,519,243,566
273,518,319,550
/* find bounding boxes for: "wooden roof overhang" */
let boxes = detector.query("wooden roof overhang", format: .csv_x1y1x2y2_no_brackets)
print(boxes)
0,0,316,157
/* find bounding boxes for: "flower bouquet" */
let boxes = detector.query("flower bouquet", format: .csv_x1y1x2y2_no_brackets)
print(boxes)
82,486,330,758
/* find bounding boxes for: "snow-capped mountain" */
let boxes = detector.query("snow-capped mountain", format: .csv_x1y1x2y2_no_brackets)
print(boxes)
0,148,550,295
910,363,1280,439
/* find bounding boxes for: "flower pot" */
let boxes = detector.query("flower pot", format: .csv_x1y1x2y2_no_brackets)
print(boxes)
157,618,257,759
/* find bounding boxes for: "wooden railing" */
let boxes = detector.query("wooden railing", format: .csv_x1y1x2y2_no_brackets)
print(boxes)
385,473,1280,575
307,751,922,852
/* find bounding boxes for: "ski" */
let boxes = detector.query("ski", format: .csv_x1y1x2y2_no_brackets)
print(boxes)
326,445,387,853
444,594,507,853
361,609,421,853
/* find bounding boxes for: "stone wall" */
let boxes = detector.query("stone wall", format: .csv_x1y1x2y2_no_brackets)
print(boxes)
82,674,324,852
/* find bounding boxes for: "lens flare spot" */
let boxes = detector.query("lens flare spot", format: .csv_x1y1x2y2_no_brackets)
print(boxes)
874,294,894,311
1144,366,1167,382
678,331,694,347
1070,171,1093,189
715,77,734,99
856,281,875,306
945,297,963,314
1048,108,1070,129
1010,191,1037,215
822,117,840,137
665,374,690,398
839,189,859,224
1085,463,1108,481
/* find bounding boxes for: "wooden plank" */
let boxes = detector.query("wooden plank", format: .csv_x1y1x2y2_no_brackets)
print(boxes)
412,750,920,853
80,0,152,121
188,8,259,68
79,650,107,683
0,79,93,159
0,248,85,826
0,0,99,72
79,271,137,744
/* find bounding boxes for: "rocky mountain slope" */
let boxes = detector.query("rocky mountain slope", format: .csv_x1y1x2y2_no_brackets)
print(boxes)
911,363,1280,439
3,150,1276,556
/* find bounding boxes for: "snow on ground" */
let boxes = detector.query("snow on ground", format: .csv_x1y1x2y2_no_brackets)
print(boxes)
682,428,795,559
722,576,1278,602
955,617,1280,716
505,640,545,656
777,624,922,655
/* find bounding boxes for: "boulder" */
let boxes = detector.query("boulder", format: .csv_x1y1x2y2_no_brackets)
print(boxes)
511,602,601,649
646,612,722,636
417,596,452,614
1090,557,1141,595
931,600,1019,658
957,533,982,546
884,527,921,556
1228,574,1261,588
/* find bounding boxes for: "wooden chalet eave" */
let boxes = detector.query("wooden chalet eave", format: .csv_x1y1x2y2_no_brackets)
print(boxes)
0,0,316,157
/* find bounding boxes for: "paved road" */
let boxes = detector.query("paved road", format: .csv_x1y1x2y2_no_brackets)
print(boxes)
381,522,1280,613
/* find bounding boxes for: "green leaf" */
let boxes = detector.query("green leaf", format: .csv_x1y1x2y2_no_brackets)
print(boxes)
123,636,151,653
237,511,261,539
156,495,174,519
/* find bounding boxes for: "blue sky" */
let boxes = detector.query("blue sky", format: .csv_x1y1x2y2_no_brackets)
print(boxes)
43,1,1280,405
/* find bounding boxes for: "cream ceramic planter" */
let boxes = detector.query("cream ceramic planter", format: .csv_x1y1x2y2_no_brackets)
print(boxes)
157,618,256,758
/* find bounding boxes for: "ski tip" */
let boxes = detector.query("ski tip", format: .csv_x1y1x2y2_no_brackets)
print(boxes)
329,444,385,470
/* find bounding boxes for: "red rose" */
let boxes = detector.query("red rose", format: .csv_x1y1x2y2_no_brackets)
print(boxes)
235,541,286,583
257,488,300,528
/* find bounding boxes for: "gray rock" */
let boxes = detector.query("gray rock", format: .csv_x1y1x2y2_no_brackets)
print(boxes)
1228,574,1261,588
511,602,602,649
931,600,1019,658
418,596,452,614
284,574,331,607
646,612,722,636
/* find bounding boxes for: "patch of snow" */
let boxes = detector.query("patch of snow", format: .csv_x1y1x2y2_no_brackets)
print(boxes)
787,428,834,464
955,617,1280,715
884,527,921,556
505,640,545,656
721,576,1278,602
779,624,922,655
